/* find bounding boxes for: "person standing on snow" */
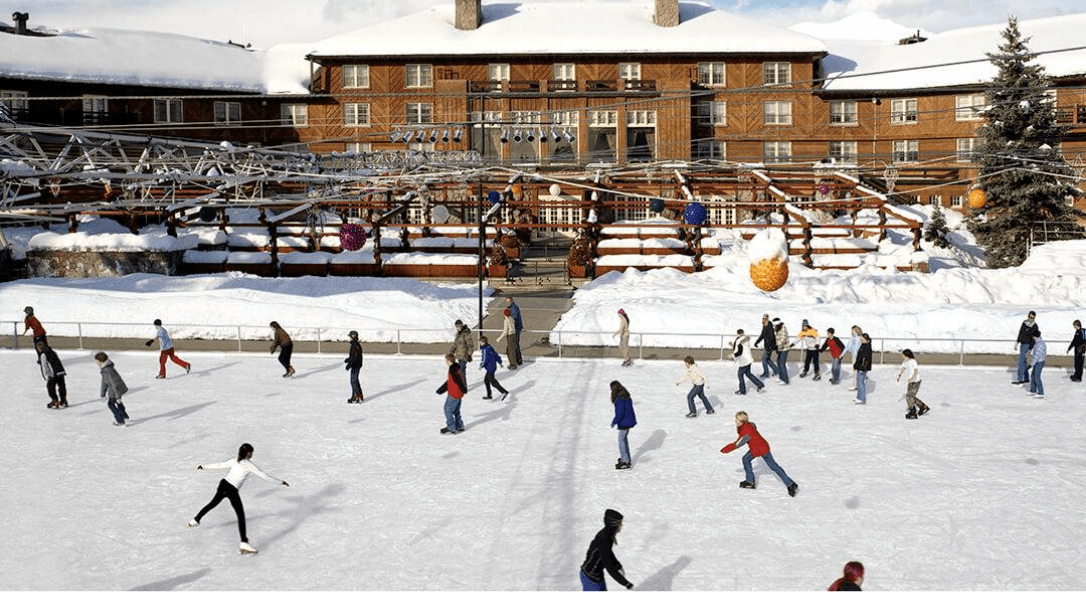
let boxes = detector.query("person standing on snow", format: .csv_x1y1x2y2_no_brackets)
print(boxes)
436,353,467,434
853,333,873,405
269,321,295,378
95,351,130,426
496,308,518,370
36,341,67,409
677,355,714,418
478,336,509,400
579,508,635,591
754,313,779,379
820,328,846,385
720,411,798,497
187,443,289,554
1014,311,1040,384
448,320,474,378
1067,319,1085,382
774,318,791,385
146,319,191,379
732,329,765,395
794,319,821,381
505,296,524,365
345,330,364,404
846,326,863,391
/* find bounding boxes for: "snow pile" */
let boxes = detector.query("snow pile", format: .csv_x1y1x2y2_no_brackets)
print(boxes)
748,227,789,263
27,231,196,252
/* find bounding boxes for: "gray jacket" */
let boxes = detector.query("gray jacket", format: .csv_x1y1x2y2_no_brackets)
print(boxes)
449,325,475,362
99,360,129,400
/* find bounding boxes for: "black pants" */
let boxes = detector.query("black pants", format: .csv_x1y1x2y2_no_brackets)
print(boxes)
483,371,507,397
1073,350,1084,381
803,350,821,376
46,376,67,404
195,479,247,542
278,344,294,372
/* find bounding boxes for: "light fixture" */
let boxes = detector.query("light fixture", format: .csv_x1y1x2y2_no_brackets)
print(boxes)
500,129,510,143
526,129,536,143
513,129,523,143
390,130,403,142
428,129,438,143
453,128,463,142
551,129,561,142
539,128,548,143
441,129,451,143
403,130,415,143
563,130,576,143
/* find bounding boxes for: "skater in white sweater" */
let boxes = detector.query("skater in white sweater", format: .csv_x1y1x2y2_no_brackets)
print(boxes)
187,443,289,553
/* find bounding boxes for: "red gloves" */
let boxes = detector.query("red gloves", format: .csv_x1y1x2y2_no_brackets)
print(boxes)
720,443,737,454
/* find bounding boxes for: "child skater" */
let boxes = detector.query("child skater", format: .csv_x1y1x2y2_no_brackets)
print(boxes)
720,411,799,497
896,349,929,419
828,561,865,591
95,352,129,426
345,330,364,404
36,341,67,409
187,443,289,554
436,353,467,434
677,355,714,418
579,508,635,591
478,336,509,400
269,321,295,378
610,381,637,470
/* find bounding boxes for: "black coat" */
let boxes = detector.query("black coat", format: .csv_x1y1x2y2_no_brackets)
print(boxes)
1017,321,1040,346
37,347,65,380
344,339,364,370
754,323,777,351
580,525,632,589
854,342,873,371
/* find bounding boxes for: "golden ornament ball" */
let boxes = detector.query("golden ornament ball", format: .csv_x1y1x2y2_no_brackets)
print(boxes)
750,257,789,292
510,184,524,198
967,187,987,209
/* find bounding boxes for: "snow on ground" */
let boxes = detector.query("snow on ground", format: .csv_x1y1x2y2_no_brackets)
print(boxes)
2,350,1084,590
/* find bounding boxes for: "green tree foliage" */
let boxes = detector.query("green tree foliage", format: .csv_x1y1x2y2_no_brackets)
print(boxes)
924,202,951,249
969,15,1083,268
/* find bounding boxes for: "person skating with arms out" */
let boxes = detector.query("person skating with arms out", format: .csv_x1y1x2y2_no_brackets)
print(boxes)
732,329,765,395
720,411,799,497
677,355,714,418
579,509,635,591
146,319,190,378
187,443,289,554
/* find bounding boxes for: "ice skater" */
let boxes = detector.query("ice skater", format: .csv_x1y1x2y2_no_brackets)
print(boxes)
774,318,791,385
478,336,509,400
732,329,764,395
95,351,129,426
579,508,635,591
36,341,67,409
853,333,872,405
1014,310,1039,384
896,349,929,419
505,296,524,365
828,561,865,591
345,330,364,403
794,319,821,380
846,325,863,391
436,353,467,434
754,313,779,378
1029,332,1047,399
720,411,799,497
1066,319,1084,382
187,443,289,554
615,309,632,367
610,380,637,470
448,319,474,378
23,306,48,347
146,319,190,378
269,321,296,378
677,355,714,417
496,308,518,370
820,328,846,385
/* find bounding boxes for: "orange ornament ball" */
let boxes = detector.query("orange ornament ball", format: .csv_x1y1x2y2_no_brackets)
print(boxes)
750,258,789,292
510,185,524,198
967,187,987,209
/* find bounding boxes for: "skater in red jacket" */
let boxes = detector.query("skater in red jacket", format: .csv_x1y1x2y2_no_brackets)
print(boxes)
721,411,798,497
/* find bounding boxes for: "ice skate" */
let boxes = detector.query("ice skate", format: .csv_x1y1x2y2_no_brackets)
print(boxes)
917,402,931,416
685,412,697,418
239,541,258,554
706,409,715,415
483,394,493,400
788,483,799,497
615,461,631,470
187,519,199,528
905,407,918,419
155,374,166,379
185,364,191,374
739,480,756,489
46,401,59,409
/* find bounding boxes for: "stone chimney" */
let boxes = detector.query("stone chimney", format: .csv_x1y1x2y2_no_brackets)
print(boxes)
12,11,30,35
455,0,482,31
654,0,679,27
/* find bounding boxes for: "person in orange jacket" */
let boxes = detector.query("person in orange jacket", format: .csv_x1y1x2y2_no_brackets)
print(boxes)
721,411,798,497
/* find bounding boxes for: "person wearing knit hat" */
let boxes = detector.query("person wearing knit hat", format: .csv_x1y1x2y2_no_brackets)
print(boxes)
579,509,634,590
345,330,364,404
615,309,632,367
23,306,48,347
792,320,821,381
496,308,519,370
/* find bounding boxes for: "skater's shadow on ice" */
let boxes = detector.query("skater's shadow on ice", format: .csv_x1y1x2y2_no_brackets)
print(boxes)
367,378,428,402
631,429,666,465
189,361,241,378
638,555,692,591
463,395,520,430
258,482,346,552
129,568,211,591
293,362,342,378
129,401,216,426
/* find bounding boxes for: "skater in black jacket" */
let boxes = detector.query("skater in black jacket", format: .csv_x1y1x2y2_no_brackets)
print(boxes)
579,509,634,591
1067,320,1085,382
754,313,779,378
36,341,67,409
345,330,364,403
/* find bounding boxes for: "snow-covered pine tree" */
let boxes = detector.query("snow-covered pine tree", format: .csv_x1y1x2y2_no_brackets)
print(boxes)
969,15,1084,268
924,202,950,249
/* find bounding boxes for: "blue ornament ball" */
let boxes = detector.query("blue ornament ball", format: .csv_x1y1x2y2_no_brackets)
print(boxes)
339,223,368,251
649,198,665,213
487,190,502,204
684,202,707,225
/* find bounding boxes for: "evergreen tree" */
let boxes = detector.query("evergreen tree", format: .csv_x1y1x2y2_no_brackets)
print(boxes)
969,15,1083,268
924,202,950,249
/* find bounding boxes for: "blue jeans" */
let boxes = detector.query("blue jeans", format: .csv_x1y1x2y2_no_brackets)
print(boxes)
349,367,362,396
1030,361,1045,395
855,370,868,403
107,398,127,424
1017,343,1031,382
443,395,463,432
742,451,795,487
580,570,606,591
737,365,764,394
686,384,713,414
776,351,790,384
830,357,842,382
458,360,467,379
760,349,779,377
617,428,630,463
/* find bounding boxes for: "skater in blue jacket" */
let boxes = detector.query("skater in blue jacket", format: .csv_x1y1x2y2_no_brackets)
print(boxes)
478,336,509,400
610,381,637,470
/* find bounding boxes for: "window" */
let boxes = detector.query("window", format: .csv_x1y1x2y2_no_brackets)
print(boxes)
697,140,726,160
619,63,641,81
951,194,964,208
626,111,656,126
891,98,918,124
697,62,726,86
214,101,241,124
956,138,981,162
344,103,370,127
549,111,579,126
281,104,308,127
83,95,108,124
764,141,791,163
829,100,858,125
764,101,792,125
405,64,433,88
700,101,727,126
0,90,28,110
406,102,433,124
153,99,182,123
829,141,858,164
589,111,619,126
488,63,510,81
892,140,919,163
954,94,985,121
553,63,576,80
343,65,370,89
763,62,791,86
345,142,371,154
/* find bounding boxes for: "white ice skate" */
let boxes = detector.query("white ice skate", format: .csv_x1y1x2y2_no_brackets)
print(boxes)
187,519,199,528
239,541,258,554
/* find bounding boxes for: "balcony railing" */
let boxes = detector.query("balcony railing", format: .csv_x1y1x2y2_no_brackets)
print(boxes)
547,79,578,92
586,80,618,92
623,79,657,92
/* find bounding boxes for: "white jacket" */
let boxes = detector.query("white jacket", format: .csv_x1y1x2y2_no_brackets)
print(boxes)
200,458,282,490
733,335,754,367
676,363,708,386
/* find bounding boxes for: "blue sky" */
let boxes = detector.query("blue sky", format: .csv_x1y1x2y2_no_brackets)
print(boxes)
16,0,1086,49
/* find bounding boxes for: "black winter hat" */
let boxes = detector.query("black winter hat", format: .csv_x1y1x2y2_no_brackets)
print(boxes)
604,509,623,526
24,306,33,315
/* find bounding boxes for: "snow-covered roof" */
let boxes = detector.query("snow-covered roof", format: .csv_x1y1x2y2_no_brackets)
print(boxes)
0,27,309,94
789,11,930,42
809,13,1086,91
308,1,826,58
